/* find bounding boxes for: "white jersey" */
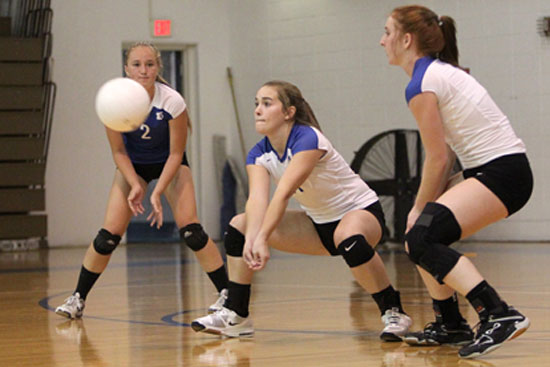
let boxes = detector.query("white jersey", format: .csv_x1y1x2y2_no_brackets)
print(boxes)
406,57,525,169
246,124,378,223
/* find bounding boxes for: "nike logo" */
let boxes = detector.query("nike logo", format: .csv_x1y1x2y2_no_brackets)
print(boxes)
228,321,240,326
478,335,494,345
184,231,192,238
476,172,483,176
345,241,357,252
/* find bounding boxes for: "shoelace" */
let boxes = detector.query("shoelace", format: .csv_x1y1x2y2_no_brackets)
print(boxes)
65,295,79,307
386,314,401,325
215,292,228,305
420,322,444,335
423,322,438,330
65,294,81,308
471,318,501,339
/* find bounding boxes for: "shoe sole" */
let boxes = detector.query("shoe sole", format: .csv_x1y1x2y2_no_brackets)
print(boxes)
380,332,403,342
190,321,254,338
55,309,82,319
404,336,472,347
55,309,73,319
459,318,530,359
403,336,440,346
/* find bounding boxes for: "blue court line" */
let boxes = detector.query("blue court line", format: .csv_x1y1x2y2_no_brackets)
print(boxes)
38,291,388,337
40,292,378,337
39,290,550,339
39,292,192,327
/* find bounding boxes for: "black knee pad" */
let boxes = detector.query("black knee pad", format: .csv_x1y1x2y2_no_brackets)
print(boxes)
337,235,375,268
405,202,462,283
93,228,121,255
224,224,245,257
179,223,209,251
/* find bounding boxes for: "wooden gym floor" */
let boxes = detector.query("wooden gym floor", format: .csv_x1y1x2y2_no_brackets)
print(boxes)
0,240,549,366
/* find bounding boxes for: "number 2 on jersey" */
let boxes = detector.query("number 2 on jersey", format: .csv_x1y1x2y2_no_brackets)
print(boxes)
140,124,152,140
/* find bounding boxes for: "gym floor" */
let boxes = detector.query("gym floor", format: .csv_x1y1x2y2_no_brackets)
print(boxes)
1,241,548,366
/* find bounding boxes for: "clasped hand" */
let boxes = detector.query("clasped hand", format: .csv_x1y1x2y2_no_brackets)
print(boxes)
243,238,270,271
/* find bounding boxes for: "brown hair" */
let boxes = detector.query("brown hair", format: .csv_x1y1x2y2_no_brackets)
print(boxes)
391,5,459,67
262,80,322,131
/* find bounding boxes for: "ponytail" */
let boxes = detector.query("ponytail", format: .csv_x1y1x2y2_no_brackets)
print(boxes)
438,16,459,67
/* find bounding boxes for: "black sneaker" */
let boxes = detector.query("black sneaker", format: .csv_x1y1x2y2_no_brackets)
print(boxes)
404,320,474,346
458,307,530,359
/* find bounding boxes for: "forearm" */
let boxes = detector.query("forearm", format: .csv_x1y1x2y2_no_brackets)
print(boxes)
153,153,181,194
255,192,289,242
415,156,452,210
244,197,268,243
112,151,140,187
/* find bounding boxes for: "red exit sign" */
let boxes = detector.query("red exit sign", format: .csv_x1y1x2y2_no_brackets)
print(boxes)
153,19,171,37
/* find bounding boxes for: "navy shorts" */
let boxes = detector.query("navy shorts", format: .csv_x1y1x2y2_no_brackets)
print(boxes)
132,152,189,184
463,153,533,216
311,201,386,256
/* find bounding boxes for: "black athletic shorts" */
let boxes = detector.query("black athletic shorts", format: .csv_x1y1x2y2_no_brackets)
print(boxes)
463,153,533,216
311,201,386,256
132,152,189,184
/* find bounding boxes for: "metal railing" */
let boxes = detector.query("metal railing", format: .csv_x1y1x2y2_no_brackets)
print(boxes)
1,0,51,37
1,0,56,163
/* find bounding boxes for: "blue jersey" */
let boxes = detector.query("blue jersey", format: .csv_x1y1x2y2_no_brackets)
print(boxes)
247,124,378,223
123,82,186,164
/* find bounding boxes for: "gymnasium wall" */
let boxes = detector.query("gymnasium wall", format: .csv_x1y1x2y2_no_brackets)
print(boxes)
47,0,235,246
46,0,550,246
226,0,550,242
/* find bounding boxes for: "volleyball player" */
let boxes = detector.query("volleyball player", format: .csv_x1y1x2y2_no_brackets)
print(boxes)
55,42,228,318
380,5,533,358
191,80,412,340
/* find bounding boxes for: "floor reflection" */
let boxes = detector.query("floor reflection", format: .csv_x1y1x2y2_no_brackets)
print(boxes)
192,338,254,367
55,319,108,367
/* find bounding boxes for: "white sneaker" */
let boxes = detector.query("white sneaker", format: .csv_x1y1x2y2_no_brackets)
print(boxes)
55,292,85,319
191,307,254,338
380,307,412,341
208,288,228,314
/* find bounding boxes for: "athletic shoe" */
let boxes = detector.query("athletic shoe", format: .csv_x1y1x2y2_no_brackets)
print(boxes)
458,307,530,359
208,288,228,314
55,292,85,319
404,320,474,346
380,307,412,341
191,307,254,338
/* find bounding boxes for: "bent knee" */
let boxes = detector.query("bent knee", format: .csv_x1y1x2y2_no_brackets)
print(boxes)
228,213,246,233
405,225,428,264
333,229,377,249
179,223,209,251
93,228,122,255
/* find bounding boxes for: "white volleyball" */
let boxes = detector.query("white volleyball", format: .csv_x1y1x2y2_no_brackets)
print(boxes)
95,77,151,132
